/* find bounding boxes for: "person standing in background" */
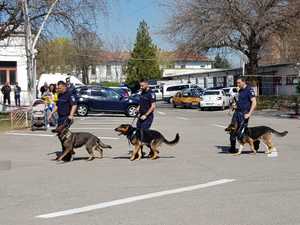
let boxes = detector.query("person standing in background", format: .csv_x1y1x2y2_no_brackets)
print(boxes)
66,77,75,95
1,82,11,106
40,82,48,97
14,82,21,107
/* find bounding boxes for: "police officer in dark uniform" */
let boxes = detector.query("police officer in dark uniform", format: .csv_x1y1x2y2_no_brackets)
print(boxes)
50,80,77,161
230,77,258,153
136,79,156,130
56,80,77,126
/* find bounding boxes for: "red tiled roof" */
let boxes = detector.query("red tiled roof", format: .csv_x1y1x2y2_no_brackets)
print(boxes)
160,51,210,62
98,51,131,62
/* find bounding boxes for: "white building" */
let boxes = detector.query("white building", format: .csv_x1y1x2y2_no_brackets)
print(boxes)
0,33,29,105
160,51,214,79
89,52,130,83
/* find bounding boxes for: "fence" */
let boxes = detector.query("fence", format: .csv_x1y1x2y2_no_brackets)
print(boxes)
0,102,31,130
10,108,30,129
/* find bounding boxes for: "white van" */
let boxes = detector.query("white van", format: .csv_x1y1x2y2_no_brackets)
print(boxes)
162,83,197,103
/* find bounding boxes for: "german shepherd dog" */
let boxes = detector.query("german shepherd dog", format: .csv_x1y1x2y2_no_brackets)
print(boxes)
52,125,112,161
225,124,288,155
115,124,180,161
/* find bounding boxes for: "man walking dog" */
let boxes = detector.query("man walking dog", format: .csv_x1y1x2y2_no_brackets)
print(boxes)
136,79,156,130
229,77,258,153
49,80,77,161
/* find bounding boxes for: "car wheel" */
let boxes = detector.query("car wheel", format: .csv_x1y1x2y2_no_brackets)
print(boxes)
126,105,137,117
169,97,173,104
77,104,88,117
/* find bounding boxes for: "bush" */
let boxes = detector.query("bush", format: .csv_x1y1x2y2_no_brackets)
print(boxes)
100,81,121,88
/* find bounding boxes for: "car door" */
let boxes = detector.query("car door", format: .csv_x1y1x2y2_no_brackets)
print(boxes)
101,89,124,111
89,88,107,111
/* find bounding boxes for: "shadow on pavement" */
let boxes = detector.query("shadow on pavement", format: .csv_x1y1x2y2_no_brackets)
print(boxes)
215,145,265,154
112,156,176,160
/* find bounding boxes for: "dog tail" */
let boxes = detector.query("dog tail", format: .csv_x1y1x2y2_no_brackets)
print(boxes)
271,129,288,137
163,133,180,146
97,139,112,149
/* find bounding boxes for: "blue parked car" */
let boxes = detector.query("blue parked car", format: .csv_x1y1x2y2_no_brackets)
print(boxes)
75,86,139,117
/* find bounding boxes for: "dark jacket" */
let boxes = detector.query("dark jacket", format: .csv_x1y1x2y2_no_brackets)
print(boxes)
1,85,11,96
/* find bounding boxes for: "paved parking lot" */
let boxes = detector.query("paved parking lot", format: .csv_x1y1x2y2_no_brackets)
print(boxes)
0,104,300,225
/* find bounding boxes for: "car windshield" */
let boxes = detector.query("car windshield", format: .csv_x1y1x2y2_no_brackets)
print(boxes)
204,91,220,95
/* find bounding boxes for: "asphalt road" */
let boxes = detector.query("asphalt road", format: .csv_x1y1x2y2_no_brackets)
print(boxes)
0,103,299,225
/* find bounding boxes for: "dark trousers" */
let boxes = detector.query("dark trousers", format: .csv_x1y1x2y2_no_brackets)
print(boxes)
137,115,154,153
230,111,249,152
14,95,20,106
137,114,153,130
3,95,11,105
57,116,73,161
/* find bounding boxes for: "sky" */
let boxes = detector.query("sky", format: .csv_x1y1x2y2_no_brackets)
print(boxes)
97,0,176,50
81,0,241,67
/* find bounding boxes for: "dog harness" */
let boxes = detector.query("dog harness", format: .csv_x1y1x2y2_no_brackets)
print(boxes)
60,129,72,142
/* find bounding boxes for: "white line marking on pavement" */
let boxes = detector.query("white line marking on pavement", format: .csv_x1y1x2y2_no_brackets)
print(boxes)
213,124,227,128
6,132,54,137
6,132,119,140
98,136,119,140
176,117,189,121
157,111,166,115
36,179,235,219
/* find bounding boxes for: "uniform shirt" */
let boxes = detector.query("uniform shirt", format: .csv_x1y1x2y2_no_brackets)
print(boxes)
139,89,156,115
237,85,256,113
57,89,77,117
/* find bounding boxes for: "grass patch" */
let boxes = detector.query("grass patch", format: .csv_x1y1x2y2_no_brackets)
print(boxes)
0,113,11,133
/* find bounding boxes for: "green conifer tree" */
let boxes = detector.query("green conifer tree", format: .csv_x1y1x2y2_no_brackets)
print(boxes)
126,21,161,85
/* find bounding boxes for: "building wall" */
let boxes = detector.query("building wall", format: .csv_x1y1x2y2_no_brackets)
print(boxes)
0,35,29,105
89,62,125,83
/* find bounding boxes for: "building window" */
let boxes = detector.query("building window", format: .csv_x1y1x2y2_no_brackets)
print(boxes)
0,70,6,84
286,76,297,85
180,64,186,69
91,66,96,75
0,61,17,85
106,65,112,79
273,77,282,86
9,70,16,85
0,69,16,85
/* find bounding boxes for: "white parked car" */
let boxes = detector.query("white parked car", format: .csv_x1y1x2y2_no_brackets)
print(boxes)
152,88,163,101
200,90,230,110
223,87,238,102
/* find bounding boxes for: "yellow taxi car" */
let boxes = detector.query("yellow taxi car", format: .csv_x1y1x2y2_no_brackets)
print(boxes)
172,88,203,108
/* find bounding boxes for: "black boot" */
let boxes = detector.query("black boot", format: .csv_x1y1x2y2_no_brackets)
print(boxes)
229,136,237,153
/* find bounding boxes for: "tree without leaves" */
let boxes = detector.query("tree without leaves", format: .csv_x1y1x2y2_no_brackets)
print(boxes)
165,0,300,76
72,26,103,85
0,0,107,40
126,20,161,86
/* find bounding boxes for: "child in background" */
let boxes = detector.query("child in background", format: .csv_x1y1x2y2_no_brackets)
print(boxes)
42,94,57,127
